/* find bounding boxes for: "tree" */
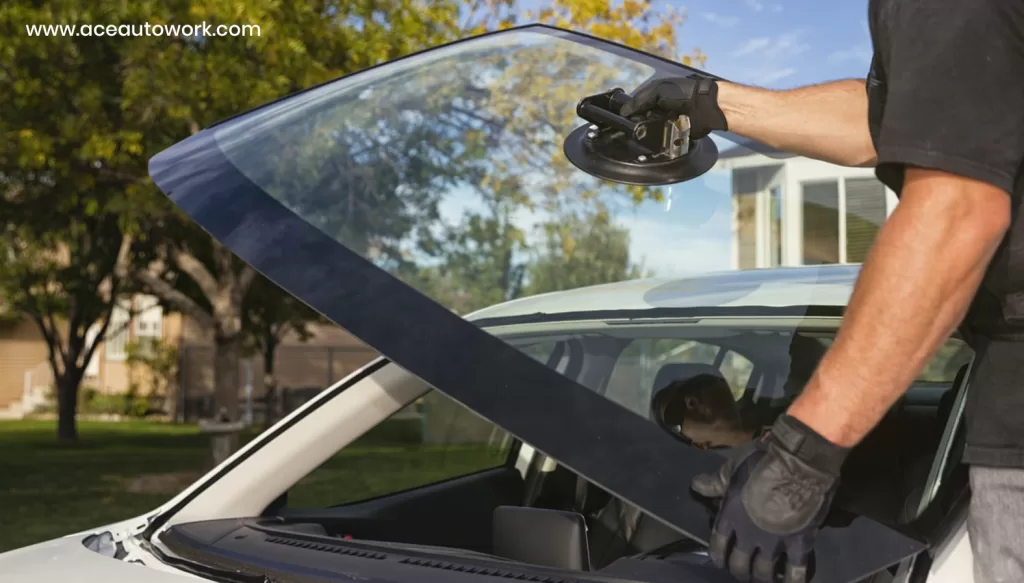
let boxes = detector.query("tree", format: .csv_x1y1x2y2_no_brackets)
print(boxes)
242,275,322,427
411,205,648,315
125,337,180,417
0,1,161,441
525,206,650,296
118,0,467,452
392,0,701,313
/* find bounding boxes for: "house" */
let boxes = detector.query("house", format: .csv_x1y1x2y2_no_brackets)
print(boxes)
0,294,377,419
717,141,897,269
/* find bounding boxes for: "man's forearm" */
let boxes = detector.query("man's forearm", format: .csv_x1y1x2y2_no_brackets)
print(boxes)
716,79,877,167
787,169,1010,447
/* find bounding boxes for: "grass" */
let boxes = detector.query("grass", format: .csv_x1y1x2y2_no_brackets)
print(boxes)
0,418,507,553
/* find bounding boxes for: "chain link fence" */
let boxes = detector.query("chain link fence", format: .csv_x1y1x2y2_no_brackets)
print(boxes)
177,343,378,423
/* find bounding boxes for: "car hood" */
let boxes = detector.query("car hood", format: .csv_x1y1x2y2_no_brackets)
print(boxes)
0,535,201,583
147,24,924,582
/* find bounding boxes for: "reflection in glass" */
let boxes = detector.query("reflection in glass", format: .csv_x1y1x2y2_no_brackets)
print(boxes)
801,180,841,265
769,185,783,267
845,177,887,263
209,28,906,430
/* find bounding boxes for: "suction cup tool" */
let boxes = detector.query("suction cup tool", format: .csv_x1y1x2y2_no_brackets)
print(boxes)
563,88,719,186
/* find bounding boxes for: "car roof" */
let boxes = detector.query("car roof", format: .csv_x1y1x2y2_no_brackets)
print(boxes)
466,264,861,321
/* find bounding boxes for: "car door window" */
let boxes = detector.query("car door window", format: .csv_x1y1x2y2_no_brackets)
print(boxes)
288,390,513,508
718,349,756,399
604,339,755,416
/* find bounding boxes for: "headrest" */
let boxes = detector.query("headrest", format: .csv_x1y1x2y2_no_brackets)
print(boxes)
651,362,726,395
785,333,829,387
649,362,729,422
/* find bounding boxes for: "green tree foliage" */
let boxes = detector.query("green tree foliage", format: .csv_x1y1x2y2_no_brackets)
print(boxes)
125,338,180,417
2,0,704,447
411,206,649,316
0,1,165,441
120,0,469,448
524,206,650,297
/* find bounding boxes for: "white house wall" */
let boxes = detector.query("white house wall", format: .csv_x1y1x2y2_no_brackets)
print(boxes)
723,150,897,269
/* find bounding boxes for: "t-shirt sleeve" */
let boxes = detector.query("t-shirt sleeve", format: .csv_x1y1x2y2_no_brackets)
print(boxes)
873,0,1024,194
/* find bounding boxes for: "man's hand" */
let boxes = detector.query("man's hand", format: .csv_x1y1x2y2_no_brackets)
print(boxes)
691,415,850,583
619,74,728,139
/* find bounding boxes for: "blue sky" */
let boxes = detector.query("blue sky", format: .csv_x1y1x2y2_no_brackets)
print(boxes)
671,0,873,87
508,0,875,87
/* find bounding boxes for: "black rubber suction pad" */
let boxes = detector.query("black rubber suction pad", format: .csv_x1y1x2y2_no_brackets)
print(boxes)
563,124,719,187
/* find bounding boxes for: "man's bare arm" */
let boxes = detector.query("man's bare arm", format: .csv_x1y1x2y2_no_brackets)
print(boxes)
716,79,876,167
787,168,1010,447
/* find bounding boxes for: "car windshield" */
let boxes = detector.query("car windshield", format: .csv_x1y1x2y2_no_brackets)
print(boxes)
212,27,892,332
481,318,969,525
152,25,951,574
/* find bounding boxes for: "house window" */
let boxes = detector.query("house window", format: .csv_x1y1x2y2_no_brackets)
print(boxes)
844,177,887,263
801,180,841,265
134,295,163,339
85,324,101,377
133,295,163,355
768,185,783,267
105,299,132,361
733,169,760,270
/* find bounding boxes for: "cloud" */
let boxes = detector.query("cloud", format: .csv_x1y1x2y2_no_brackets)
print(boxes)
731,32,808,61
731,37,773,57
746,0,765,12
828,45,871,65
771,4,783,12
702,12,740,28
828,20,873,66
760,32,809,59
723,31,808,86
755,67,797,84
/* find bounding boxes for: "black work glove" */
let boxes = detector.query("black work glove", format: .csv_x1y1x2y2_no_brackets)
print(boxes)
619,74,729,139
691,414,850,583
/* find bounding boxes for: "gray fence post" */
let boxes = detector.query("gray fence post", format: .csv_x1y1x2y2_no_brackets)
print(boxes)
327,347,334,386
177,345,187,424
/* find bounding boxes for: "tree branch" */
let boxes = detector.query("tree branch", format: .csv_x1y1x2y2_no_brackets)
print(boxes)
29,311,64,378
234,265,258,306
171,248,221,300
135,267,215,330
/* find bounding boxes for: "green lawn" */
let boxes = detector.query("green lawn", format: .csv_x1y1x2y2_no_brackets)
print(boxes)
0,419,507,553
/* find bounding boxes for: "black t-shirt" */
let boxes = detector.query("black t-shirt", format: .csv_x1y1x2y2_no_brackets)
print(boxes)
866,0,1024,467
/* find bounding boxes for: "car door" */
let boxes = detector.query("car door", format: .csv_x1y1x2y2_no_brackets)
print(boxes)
148,24,927,582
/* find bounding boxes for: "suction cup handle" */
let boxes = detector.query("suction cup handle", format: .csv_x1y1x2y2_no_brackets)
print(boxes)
578,101,639,136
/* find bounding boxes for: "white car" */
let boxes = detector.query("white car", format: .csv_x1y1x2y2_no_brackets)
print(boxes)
0,24,978,583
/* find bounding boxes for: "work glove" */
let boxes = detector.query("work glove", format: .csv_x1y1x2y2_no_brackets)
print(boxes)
618,74,729,139
691,414,850,583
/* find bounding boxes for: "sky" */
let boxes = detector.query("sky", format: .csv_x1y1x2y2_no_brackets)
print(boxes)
672,0,874,87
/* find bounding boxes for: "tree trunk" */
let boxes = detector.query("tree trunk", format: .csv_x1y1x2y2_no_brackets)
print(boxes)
55,372,81,443
210,332,242,464
262,335,280,428
213,333,242,421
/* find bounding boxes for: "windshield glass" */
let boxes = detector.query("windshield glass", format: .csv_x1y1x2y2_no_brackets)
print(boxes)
209,25,913,416
154,26,943,572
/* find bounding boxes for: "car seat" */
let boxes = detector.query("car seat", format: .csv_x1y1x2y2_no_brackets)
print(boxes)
580,363,735,567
